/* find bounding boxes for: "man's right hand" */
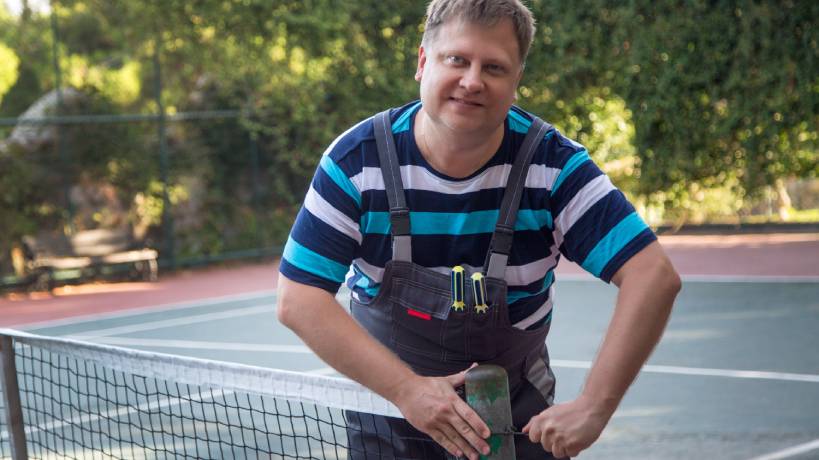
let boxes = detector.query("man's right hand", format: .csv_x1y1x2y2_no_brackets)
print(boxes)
392,368,491,460
278,277,490,458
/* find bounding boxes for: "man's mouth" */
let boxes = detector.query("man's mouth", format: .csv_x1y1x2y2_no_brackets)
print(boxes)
450,97,483,107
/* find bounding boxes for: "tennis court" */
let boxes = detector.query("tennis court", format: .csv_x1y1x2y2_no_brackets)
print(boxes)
3,267,818,459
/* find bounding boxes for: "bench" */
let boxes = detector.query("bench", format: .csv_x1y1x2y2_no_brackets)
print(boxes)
20,228,158,291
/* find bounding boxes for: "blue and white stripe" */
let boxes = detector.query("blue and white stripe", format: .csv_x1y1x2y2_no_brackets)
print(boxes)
280,101,656,329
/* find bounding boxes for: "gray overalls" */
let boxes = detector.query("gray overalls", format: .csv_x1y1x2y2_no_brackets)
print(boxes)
346,111,565,459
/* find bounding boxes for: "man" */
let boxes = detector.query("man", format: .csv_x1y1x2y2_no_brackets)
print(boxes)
277,0,681,458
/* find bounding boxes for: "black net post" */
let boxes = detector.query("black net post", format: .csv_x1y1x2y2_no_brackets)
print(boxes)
0,335,28,460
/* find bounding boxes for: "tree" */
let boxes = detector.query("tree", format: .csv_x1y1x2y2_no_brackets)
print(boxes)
530,0,818,219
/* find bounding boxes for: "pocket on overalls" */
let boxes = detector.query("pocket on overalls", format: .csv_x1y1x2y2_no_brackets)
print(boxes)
461,277,505,361
389,277,453,360
350,298,393,348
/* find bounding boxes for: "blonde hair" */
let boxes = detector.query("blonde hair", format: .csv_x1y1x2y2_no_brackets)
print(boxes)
421,0,536,63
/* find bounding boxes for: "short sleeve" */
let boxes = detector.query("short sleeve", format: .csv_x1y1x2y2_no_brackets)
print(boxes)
549,141,656,283
279,152,363,294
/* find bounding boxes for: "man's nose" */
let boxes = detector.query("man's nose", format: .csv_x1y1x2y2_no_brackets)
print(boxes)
459,65,484,93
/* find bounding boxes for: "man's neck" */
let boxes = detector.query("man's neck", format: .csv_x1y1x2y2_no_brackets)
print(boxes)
414,109,505,179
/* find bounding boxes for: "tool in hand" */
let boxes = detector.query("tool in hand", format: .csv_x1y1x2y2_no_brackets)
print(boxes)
465,364,516,459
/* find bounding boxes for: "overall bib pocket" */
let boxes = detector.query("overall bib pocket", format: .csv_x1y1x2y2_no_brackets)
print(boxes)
388,276,462,360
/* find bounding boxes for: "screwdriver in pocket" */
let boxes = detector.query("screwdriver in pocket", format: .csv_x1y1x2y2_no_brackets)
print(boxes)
451,266,465,311
471,272,489,314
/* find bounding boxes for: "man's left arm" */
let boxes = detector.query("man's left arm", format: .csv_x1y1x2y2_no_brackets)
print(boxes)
523,241,681,458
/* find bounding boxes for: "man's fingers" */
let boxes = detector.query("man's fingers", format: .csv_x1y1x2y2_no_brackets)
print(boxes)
445,369,468,387
525,415,540,442
450,414,490,456
400,375,494,458
551,438,567,459
430,429,463,459
454,398,491,439
522,411,545,435
445,362,479,388
423,396,488,458
439,424,481,460
539,426,555,451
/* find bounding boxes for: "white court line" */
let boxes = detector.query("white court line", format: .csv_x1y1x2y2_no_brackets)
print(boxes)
18,290,277,331
85,336,313,353
68,304,274,338
680,275,819,283
552,360,819,383
557,273,819,283
748,438,819,460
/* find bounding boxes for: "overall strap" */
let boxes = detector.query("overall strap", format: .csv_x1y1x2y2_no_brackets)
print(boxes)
373,110,412,262
484,117,552,279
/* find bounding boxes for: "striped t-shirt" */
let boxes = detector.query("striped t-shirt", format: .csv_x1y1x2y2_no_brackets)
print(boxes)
279,101,656,330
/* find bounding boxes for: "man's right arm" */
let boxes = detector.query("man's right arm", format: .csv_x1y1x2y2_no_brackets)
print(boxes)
276,274,491,460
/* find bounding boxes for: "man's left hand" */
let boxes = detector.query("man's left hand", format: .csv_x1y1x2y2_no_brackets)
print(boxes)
521,394,610,458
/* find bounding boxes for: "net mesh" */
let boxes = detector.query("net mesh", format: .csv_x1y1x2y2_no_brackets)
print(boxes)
0,329,446,459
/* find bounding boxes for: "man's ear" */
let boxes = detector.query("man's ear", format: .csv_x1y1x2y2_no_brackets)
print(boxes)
415,46,427,82
512,65,524,101
515,65,525,86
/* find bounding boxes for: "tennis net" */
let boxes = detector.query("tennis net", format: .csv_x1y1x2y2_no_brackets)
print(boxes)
0,328,452,459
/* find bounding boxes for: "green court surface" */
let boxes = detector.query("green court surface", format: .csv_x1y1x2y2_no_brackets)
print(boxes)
12,278,819,460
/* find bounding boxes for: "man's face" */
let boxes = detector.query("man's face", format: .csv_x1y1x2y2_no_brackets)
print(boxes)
415,18,523,137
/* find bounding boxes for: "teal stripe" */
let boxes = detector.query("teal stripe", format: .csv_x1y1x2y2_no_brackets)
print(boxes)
508,110,531,134
283,236,349,283
360,212,392,235
581,212,649,277
552,150,590,193
517,209,553,231
392,102,421,133
320,156,361,208
413,210,498,234
360,209,552,235
354,272,381,297
507,270,554,304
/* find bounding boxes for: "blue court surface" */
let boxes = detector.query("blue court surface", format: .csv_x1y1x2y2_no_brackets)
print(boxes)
15,277,819,460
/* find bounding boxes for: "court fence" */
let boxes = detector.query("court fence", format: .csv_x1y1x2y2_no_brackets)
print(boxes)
0,5,297,291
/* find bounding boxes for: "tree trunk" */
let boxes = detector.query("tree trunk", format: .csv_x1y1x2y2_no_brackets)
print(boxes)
775,178,792,221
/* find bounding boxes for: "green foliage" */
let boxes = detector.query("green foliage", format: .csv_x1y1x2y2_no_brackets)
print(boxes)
0,0,817,275
0,6,50,120
0,43,19,104
528,0,817,220
621,1,818,194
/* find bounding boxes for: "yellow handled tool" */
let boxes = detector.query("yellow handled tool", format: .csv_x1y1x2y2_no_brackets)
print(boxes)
451,266,465,311
471,272,489,314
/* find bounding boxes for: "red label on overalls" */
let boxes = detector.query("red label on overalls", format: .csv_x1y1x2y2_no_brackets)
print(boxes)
406,308,431,320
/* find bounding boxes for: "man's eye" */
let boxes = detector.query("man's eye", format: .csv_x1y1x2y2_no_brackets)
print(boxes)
486,64,505,74
445,55,465,65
